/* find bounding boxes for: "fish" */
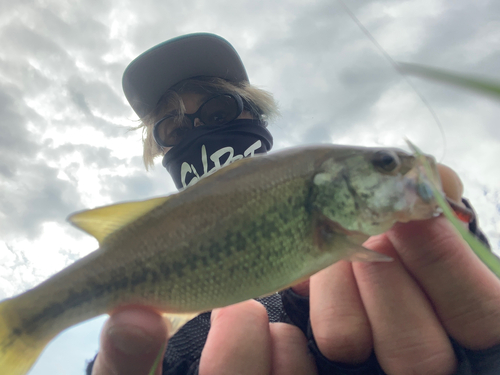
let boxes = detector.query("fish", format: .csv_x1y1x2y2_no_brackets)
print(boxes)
0,144,442,375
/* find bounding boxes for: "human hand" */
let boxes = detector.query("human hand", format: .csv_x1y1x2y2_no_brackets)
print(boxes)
90,306,168,375
199,299,317,375
92,165,500,375
297,163,500,374
91,300,317,375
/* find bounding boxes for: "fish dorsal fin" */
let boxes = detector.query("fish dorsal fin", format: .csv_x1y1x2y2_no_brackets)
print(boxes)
68,196,170,244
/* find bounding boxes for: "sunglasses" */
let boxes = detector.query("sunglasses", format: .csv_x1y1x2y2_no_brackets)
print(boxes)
153,93,245,148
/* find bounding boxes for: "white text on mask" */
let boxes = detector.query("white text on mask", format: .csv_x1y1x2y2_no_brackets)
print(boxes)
180,140,262,189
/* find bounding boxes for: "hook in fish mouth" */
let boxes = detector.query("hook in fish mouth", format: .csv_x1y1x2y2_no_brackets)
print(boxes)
406,174,474,223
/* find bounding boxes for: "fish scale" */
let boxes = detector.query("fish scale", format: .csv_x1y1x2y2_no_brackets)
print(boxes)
0,145,442,375
134,177,313,310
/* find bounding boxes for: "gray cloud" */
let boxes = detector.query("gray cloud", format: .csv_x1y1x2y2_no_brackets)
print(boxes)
0,0,498,373
66,75,129,118
0,22,70,63
0,161,82,239
0,83,42,176
99,171,157,202
0,0,497,244
68,86,93,118
41,143,120,169
99,156,176,201
0,57,52,94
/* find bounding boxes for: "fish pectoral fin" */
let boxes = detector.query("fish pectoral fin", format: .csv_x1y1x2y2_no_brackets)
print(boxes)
162,312,200,337
314,215,392,263
346,244,393,262
68,196,171,244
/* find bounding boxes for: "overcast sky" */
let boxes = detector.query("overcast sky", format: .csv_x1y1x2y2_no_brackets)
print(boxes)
1,0,499,373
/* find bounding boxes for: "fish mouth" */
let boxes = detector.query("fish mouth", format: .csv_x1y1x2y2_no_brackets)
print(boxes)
398,163,443,222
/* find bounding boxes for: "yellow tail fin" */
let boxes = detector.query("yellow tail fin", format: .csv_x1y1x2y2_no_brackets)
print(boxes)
0,298,50,375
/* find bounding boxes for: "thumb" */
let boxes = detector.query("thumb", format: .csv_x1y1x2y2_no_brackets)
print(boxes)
437,164,464,202
92,307,168,375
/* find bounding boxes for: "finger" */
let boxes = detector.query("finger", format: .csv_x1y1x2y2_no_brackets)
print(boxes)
269,323,317,375
309,260,372,364
199,300,272,375
291,279,310,296
437,164,464,202
388,217,500,349
354,235,457,375
92,306,168,375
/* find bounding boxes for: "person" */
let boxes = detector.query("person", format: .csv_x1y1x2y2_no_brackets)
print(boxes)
87,33,500,375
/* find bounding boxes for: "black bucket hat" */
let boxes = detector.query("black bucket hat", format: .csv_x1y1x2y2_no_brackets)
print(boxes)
122,33,249,119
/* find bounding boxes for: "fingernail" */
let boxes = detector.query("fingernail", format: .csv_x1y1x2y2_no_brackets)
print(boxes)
107,324,155,355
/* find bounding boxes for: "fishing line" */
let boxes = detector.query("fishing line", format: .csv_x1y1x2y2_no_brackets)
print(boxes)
337,0,447,162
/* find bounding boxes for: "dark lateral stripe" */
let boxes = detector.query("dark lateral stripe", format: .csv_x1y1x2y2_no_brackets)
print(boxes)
154,191,310,287
16,265,166,337
16,188,310,337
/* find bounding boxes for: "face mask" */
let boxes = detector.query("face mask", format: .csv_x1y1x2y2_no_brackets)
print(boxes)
162,119,273,190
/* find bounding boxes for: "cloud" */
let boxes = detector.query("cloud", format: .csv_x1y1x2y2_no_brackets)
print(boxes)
0,83,41,174
0,0,497,278
0,161,82,239
66,75,129,119
0,1,499,373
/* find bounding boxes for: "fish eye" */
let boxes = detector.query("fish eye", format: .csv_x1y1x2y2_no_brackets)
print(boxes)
372,150,401,174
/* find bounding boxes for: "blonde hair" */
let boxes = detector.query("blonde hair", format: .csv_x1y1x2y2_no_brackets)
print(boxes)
137,77,279,170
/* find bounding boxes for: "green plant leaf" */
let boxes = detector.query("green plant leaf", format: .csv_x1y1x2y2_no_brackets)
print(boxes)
399,62,500,100
148,342,166,375
406,140,500,278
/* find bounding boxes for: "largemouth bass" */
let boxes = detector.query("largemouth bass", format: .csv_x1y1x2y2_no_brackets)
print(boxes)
0,145,442,374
